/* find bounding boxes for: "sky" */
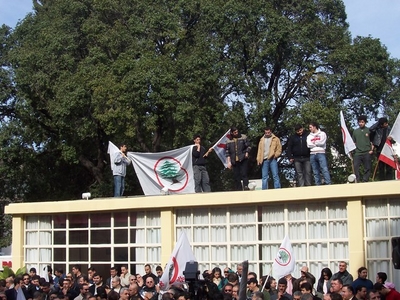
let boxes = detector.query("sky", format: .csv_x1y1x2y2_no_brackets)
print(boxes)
0,0,399,59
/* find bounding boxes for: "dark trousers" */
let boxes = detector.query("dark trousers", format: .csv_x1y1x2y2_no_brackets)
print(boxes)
293,157,312,186
354,153,372,182
233,159,249,190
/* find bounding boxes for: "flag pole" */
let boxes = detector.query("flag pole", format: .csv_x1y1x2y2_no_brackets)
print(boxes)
348,153,356,178
260,269,272,292
372,159,379,181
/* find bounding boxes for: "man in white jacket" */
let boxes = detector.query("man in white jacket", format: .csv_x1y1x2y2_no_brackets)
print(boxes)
307,122,331,185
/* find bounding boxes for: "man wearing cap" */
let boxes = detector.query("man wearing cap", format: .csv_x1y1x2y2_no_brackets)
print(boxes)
247,278,271,300
373,282,400,300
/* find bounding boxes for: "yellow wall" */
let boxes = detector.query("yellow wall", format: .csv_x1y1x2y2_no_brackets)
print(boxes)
5,180,400,270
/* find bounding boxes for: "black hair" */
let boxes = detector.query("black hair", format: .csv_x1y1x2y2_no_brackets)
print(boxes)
378,117,388,125
309,121,320,129
377,272,387,283
357,115,367,122
294,124,303,131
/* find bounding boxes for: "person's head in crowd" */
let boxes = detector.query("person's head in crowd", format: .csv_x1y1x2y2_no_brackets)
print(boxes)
227,273,239,285
31,275,41,287
106,291,119,300
119,288,129,300
366,290,381,300
293,291,302,300
30,268,37,278
277,277,287,294
376,272,387,284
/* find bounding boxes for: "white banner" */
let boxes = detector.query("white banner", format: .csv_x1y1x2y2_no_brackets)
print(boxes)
340,111,356,157
272,235,295,279
127,146,195,195
159,231,197,291
212,129,231,168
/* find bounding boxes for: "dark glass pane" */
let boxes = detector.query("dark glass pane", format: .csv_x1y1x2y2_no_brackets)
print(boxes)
130,229,137,242
91,230,111,244
89,264,109,279
54,248,66,261
54,263,66,272
69,230,88,244
114,247,128,262
130,247,139,264
91,248,111,262
69,214,88,228
54,231,66,245
54,215,66,229
114,212,128,227
69,248,88,261
91,213,111,227
114,229,128,244
130,212,138,226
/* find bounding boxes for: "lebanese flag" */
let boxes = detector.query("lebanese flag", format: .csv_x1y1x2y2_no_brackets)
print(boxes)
272,235,296,279
212,129,231,168
159,231,196,290
127,146,195,195
379,113,400,179
340,111,356,157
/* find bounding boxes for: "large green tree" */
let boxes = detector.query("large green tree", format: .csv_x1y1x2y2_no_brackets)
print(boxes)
0,0,398,203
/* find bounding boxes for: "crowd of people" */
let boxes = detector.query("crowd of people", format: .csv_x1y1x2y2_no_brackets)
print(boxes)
193,116,394,192
111,116,395,195
1,262,399,300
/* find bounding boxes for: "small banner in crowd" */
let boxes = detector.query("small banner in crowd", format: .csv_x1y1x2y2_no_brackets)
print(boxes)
127,146,195,195
272,235,295,279
159,231,197,291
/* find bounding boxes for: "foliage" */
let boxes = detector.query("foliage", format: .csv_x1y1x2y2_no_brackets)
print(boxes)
0,266,27,279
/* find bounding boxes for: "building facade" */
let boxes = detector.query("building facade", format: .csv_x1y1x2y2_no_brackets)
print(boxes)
5,180,400,287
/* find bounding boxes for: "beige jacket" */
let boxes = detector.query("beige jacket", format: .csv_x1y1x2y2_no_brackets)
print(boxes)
256,134,282,164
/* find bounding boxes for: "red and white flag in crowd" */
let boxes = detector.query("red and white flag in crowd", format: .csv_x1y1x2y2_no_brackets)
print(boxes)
379,113,400,179
212,129,231,168
272,235,295,279
340,111,356,158
159,231,196,291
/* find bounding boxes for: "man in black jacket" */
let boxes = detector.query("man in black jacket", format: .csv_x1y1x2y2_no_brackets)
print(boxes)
226,127,251,191
370,117,393,180
287,125,311,187
192,134,212,193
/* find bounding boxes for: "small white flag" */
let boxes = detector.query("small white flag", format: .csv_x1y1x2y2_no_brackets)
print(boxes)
159,231,197,290
379,113,400,179
128,146,195,195
340,111,356,157
107,141,120,172
272,235,295,279
212,129,231,168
